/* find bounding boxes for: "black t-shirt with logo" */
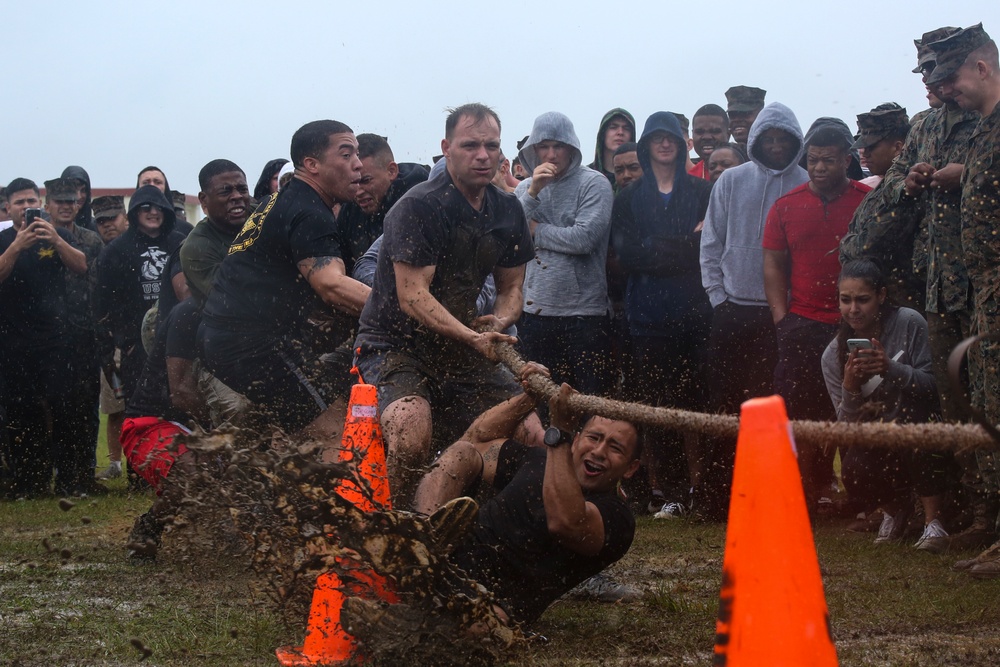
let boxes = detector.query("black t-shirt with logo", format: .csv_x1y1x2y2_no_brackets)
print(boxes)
450,441,635,625
356,170,533,369
203,178,348,339
0,226,77,352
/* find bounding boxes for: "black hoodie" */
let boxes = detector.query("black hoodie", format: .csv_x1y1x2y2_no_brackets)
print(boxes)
95,185,185,363
61,165,96,233
611,112,712,332
335,162,430,270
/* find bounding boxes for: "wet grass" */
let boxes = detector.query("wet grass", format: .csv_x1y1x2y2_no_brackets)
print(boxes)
3,428,1000,665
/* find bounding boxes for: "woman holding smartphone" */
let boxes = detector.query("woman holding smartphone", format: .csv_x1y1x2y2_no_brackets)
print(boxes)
821,259,956,550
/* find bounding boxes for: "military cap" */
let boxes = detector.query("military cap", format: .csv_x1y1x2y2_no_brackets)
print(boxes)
925,23,993,85
92,195,125,221
725,86,767,113
912,26,961,73
851,103,910,150
671,112,690,133
44,177,82,202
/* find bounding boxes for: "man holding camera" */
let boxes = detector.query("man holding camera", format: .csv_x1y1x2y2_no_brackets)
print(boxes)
0,178,87,497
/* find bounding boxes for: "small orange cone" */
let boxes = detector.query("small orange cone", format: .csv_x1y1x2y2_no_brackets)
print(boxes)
275,378,397,666
712,395,838,667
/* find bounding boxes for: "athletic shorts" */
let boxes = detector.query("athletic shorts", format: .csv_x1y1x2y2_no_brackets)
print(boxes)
354,341,521,445
121,416,190,494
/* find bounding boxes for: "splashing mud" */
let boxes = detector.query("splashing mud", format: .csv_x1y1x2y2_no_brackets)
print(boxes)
160,426,522,666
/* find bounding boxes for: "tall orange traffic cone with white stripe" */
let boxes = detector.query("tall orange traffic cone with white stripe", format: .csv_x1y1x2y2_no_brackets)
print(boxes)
275,377,396,666
712,395,838,666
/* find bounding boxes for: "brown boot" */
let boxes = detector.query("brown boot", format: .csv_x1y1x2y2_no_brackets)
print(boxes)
953,539,1000,572
948,496,998,554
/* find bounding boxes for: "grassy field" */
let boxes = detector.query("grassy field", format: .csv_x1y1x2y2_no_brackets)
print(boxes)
2,425,1000,666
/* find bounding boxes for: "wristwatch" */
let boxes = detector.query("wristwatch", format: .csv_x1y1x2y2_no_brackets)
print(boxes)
543,426,573,448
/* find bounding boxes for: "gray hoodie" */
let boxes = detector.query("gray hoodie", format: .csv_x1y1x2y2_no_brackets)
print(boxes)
515,112,614,317
700,103,808,307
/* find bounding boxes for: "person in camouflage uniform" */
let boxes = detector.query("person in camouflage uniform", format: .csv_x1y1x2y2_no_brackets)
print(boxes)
840,103,920,308
841,27,984,554
44,177,106,494
927,23,1000,575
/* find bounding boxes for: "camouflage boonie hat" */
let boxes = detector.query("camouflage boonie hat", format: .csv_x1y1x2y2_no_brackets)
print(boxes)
852,103,910,150
912,26,961,73
92,195,126,221
725,86,766,113
44,177,82,202
925,23,992,85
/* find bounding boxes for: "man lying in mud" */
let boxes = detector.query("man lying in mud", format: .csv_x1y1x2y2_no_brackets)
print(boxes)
411,363,642,626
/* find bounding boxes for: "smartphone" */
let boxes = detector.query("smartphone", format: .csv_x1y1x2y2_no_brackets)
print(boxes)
25,207,43,225
847,338,873,353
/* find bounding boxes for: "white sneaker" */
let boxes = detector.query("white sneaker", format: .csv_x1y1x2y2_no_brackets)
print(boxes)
96,461,122,480
874,512,896,543
653,502,687,520
914,519,948,550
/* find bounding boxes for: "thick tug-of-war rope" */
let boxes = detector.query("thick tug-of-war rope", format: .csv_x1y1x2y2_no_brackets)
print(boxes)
492,342,999,453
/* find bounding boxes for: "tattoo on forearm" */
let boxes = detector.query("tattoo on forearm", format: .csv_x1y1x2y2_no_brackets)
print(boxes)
303,255,335,280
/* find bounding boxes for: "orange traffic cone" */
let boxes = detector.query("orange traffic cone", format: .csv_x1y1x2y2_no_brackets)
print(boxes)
275,378,397,666
712,395,838,666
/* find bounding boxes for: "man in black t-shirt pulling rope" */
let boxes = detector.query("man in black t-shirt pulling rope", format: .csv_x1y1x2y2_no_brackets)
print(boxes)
202,121,370,447
410,363,641,626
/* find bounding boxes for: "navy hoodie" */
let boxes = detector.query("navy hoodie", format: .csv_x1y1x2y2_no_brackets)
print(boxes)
611,112,712,333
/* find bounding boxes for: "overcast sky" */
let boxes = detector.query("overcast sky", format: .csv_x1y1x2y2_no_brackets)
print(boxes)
3,1,997,196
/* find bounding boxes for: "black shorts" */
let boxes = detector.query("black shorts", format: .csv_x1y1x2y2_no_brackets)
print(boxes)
201,325,351,433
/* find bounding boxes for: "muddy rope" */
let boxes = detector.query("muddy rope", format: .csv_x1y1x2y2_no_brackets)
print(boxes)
493,342,999,453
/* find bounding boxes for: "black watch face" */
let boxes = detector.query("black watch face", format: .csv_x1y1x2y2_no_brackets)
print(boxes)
544,427,563,446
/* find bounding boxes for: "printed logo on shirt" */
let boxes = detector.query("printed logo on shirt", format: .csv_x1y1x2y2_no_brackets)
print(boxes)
38,246,56,259
229,192,278,254
140,247,169,281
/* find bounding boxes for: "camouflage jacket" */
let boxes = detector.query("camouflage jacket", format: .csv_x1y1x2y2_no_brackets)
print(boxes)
961,102,1000,309
919,106,979,313
64,223,103,336
841,105,978,314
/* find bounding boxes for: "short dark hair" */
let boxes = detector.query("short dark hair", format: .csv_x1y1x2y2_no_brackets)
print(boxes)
445,103,501,140
5,178,39,198
693,104,730,126
805,127,852,152
357,133,394,163
290,120,354,168
579,414,644,461
613,141,639,158
198,159,244,191
712,142,749,164
136,166,170,192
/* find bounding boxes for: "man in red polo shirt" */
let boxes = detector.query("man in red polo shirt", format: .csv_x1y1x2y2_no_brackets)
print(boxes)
763,124,871,507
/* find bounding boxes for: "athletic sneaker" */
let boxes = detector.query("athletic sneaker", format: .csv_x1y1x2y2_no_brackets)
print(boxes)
874,512,897,544
565,572,641,603
646,491,666,515
914,519,948,551
96,461,122,481
653,501,687,520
